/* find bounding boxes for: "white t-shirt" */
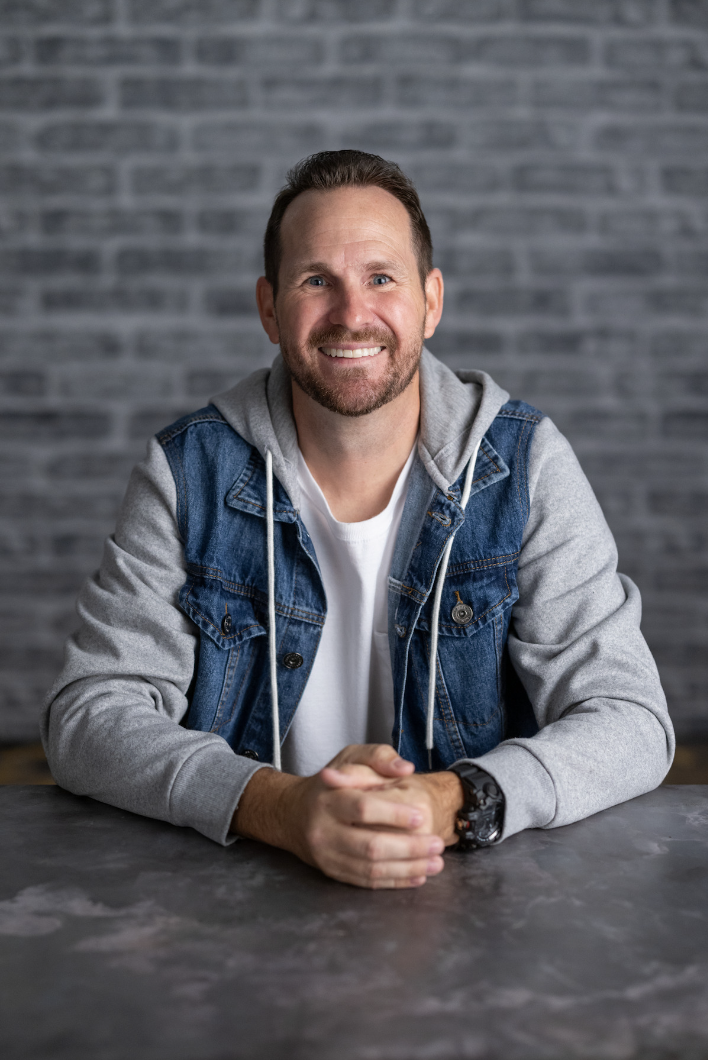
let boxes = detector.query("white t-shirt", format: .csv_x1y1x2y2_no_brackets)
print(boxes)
280,445,417,776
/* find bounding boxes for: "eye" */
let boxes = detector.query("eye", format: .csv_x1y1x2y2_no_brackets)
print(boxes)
372,274,392,286
306,276,327,287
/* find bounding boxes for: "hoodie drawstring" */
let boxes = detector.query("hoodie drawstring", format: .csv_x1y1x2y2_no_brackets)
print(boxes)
426,442,481,770
265,450,281,770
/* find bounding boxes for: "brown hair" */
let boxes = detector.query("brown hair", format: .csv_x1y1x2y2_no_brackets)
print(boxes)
263,150,433,296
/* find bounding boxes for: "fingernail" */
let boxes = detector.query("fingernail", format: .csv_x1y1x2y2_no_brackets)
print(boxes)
410,876,426,887
393,756,405,766
427,858,442,874
428,839,444,855
410,811,424,827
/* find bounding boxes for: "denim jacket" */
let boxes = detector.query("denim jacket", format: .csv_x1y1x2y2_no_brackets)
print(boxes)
157,400,542,772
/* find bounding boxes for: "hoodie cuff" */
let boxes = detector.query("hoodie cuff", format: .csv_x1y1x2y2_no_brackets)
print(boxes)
462,743,557,841
169,744,273,846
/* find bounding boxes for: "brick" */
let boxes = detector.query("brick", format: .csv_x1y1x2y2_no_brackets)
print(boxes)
520,0,658,22
674,81,708,111
0,411,110,440
599,208,703,238
276,0,395,21
677,251,708,275
513,164,616,193
0,370,45,396
128,0,258,21
58,367,171,400
435,247,515,277
656,371,708,398
135,328,264,361
204,287,257,315
670,0,708,26
132,163,259,195
0,493,118,520
517,329,636,356
121,77,247,110
605,38,708,70
0,38,24,65
195,35,323,66
0,288,22,314
466,206,587,234
467,118,576,151
0,249,100,275
0,163,115,196
531,248,663,276
454,286,568,315
263,77,382,110
396,76,517,108
0,77,104,109
649,488,708,516
0,122,20,151
343,121,457,150
426,330,506,355
197,208,267,237
663,411,708,439
192,120,325,155
458,34,590,66
595,123,708,154
586,288,708,316
404,162,502,193
662,166,708,194
36,35,181,65
651,330,707,358
532,77,663,111
42,286,187,312
0,1,113,24
48,452,135,479
186,368,237,396
0,329,121,360
129,406,192,440
0,208,30,237
115,247,256,274
341,33,460,65
411,0,509,19
42,208,183,236
36,121,179,153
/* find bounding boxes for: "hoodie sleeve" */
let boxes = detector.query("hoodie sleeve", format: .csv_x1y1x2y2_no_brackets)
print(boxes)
41,437,269,845
465,416,675,840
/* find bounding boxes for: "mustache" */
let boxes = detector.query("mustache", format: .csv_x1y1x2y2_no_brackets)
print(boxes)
307,326,397,350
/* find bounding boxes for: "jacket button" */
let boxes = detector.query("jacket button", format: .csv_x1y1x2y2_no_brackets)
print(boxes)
283,652,304,669
451,602,474,626
241,749,259,760
221,614,232,635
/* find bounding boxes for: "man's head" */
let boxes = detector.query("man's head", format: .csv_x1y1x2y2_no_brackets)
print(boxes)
256,150,443,419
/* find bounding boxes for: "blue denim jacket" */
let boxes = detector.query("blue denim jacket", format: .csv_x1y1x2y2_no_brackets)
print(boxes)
157,399,543,772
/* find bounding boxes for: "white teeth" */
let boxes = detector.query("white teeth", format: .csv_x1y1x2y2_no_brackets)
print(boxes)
321,346,383,359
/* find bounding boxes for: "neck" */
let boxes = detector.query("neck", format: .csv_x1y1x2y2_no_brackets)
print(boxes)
292,372,420,523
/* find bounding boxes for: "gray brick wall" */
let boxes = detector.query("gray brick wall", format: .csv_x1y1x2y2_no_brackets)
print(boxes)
0,0,706,742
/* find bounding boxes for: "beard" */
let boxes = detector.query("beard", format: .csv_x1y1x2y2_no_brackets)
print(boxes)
278,323,424,418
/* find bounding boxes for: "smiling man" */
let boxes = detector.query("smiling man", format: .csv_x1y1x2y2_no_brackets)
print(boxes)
44,151,674,889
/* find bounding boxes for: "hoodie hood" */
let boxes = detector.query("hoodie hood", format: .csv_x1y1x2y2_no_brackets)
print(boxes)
211,348,509,506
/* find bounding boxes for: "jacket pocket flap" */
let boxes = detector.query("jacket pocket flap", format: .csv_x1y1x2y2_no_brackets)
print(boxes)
179,575,266,649
415,561,517,635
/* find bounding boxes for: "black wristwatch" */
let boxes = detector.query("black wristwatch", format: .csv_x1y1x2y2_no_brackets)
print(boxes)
448,761,505,849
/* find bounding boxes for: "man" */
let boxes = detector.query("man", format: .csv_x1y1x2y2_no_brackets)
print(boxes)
44,151,673,889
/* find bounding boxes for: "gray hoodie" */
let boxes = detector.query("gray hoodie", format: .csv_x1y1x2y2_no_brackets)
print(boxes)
42,351,674,845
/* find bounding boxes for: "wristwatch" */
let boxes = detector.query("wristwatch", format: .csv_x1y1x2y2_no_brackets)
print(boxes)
447,761,505,849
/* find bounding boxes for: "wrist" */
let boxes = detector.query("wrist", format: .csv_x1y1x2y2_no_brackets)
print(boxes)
231,767,304,853
424,770,465,846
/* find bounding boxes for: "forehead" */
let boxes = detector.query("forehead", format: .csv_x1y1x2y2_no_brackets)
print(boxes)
278,185,416,268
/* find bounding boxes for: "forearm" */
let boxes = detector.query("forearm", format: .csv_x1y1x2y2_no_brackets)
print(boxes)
231,767,305,853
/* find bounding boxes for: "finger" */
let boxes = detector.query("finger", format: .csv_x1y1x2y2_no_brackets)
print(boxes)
328,851,445,890
328,789,427,831
341,828,445,864
326,744,415,778
320,765,388,790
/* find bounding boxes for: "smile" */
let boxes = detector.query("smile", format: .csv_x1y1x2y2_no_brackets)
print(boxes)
320,346,384,359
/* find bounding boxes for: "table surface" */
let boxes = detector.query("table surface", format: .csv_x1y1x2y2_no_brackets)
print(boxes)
1,786,707,1060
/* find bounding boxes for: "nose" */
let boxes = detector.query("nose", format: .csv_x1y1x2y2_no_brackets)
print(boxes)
327,279,374,332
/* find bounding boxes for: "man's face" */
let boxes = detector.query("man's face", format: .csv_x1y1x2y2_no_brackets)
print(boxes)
257,186,443,418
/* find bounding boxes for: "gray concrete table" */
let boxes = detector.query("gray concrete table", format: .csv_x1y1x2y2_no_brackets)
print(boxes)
1,786,707,1060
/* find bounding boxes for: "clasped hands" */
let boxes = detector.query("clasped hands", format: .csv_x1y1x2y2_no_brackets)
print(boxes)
232,744,464,890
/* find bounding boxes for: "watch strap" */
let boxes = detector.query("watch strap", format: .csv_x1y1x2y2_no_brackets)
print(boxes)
448,761,505,850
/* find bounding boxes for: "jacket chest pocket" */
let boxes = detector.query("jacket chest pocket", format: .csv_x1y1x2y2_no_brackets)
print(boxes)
179,573,266,650
415,559,518,637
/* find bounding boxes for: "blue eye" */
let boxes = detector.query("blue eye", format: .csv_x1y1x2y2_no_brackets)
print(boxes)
372,275,391,285
307,276,326,286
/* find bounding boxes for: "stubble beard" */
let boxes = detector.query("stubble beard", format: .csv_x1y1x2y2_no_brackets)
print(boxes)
278,323,425,418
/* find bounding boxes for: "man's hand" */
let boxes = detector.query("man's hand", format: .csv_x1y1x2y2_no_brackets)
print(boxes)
231,744,464,890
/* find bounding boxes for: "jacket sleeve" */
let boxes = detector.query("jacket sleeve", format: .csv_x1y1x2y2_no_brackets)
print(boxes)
466,416,675,840
42,437,268,845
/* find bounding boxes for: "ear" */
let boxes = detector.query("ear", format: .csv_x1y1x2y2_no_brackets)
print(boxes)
423,268,444,340
256,276,280,344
